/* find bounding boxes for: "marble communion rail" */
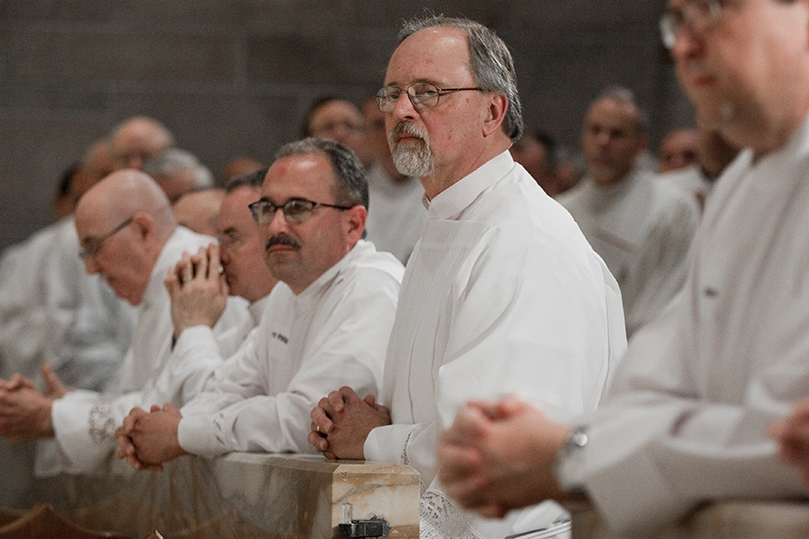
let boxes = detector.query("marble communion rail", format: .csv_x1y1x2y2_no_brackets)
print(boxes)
6,453,420,539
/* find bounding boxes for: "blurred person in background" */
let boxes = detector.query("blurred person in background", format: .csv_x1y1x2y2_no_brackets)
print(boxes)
143,148,214,204
658,126,740,211
172,188,226,237
302,96,369,164
558,86,700,337
658,127,700,173
510,128,579,198
0,137,133,506
220,155,264,184
109,116,175,171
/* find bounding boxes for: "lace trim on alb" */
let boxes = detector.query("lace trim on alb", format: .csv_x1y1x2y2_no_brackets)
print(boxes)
400,428,427,495
419,489,484,539
88,398,116,446
400,428,414,467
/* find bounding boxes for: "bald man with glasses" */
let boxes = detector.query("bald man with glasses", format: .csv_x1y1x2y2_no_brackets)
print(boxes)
0,169,247,477
114,138,403,470
437,0,809,536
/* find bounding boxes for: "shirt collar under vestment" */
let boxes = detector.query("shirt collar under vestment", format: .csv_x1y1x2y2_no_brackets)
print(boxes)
425,150,514,220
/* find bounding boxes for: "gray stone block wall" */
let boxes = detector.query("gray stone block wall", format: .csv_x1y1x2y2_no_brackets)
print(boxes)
0,0,691,250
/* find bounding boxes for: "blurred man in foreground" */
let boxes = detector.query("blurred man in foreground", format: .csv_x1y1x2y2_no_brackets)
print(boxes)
438,1,809,535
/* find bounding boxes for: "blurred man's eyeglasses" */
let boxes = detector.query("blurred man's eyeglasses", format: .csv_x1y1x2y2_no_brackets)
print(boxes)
248,198,352,225
376,83,483,113
79,217,133,259
660,0,723,49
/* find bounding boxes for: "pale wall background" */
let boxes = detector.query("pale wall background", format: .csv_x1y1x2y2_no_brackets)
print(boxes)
0,0,693,250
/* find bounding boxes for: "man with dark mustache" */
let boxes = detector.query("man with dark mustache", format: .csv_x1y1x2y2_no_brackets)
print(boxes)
115,138,403,469
308,15,626,539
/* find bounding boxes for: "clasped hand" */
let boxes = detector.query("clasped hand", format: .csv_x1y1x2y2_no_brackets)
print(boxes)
770,398,809,484
308,386,391,460
436,395,573,518
115,402,186,472
0,364,66,442
165,244,229,340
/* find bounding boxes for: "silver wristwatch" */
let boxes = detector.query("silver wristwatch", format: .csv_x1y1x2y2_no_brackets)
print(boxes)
554,426,589,500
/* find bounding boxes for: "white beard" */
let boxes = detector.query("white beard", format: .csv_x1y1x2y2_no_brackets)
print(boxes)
389,122,435,177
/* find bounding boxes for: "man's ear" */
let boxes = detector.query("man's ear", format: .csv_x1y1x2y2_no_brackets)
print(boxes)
483,93,508,137
345,205,367,243
130,211,157,244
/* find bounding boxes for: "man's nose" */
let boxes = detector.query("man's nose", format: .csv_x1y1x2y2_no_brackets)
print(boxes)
83,255,99,275
391,91,418,121
595,131,612,147
266,207,291,236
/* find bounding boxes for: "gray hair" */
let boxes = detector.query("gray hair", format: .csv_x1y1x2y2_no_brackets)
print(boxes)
143,148,214,188
225,167,268,193
399,15,525,143
274,138,368,209
594,86,650,136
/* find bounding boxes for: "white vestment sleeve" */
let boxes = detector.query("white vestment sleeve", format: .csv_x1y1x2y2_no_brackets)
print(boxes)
561,133,809,536
178,331,264,426
177,336,380,457
38,325,226,476
365,422,436,474
573,289,809,536
36,391,106,476
163,325,227,406
41,384,161,476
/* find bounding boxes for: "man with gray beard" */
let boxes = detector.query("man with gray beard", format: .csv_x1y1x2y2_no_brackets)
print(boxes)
309,15,626,539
